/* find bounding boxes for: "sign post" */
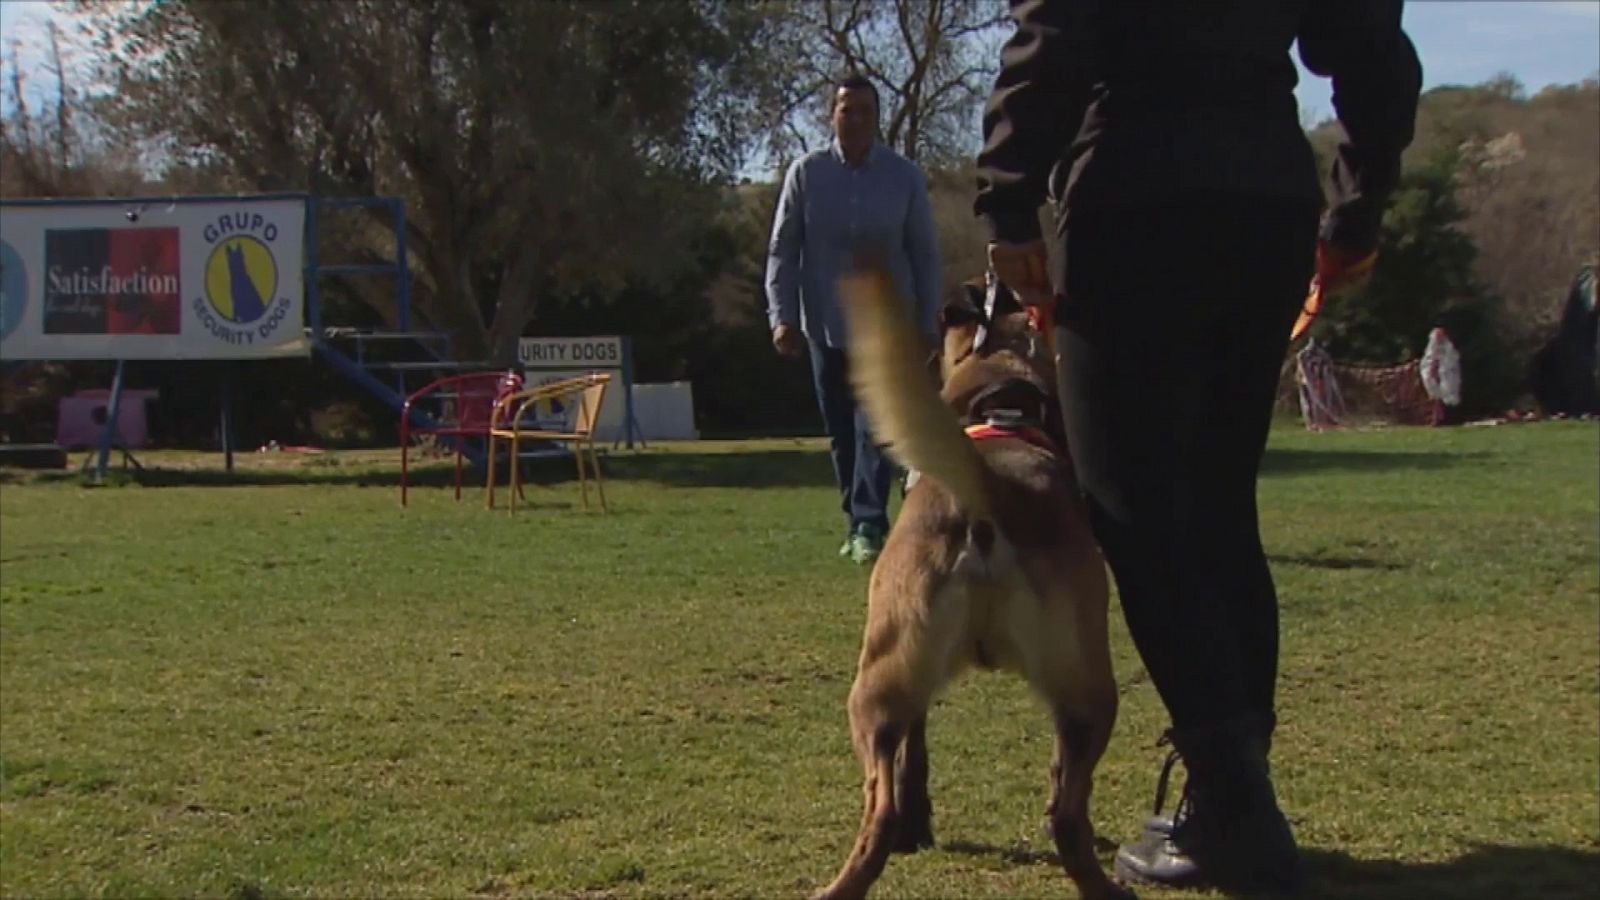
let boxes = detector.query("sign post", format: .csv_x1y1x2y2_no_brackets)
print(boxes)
516,335,642,448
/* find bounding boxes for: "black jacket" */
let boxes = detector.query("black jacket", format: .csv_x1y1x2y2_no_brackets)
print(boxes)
973,0,1422,254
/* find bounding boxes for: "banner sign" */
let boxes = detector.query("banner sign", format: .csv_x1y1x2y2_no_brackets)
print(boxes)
517,336,623,370
0,197,308,360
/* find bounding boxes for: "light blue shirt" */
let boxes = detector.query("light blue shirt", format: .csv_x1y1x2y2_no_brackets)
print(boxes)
765,140,942,348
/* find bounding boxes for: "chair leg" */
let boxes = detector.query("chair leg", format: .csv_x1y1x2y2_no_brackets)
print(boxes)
401,439,409,507
510,435,521,514
589,441,607,512
574,441,589,510
485,433,496,509
454,442,464,501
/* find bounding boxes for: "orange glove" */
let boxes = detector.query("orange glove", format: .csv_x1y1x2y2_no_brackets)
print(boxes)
1292,240,1378,341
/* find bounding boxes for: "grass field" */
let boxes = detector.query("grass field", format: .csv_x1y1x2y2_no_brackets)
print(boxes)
1,423,1596,899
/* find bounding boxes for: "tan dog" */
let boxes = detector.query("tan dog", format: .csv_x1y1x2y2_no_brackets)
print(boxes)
812,268,1134,900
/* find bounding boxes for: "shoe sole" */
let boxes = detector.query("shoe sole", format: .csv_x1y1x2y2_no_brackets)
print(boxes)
1115,851,1306,895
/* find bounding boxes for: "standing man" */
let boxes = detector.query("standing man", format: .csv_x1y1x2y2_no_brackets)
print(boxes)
974,1,1420,893
766,73,943,565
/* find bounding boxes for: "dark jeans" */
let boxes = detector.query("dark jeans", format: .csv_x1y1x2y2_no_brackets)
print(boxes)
1053,197,1318,733
809,342,893,534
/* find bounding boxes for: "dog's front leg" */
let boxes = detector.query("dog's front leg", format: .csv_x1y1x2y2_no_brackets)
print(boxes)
892,714,934,853
1047,706,1137,900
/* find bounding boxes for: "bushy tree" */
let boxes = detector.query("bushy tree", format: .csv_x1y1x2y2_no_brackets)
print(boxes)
81,0,781,364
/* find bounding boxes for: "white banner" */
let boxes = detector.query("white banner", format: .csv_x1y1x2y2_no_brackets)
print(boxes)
517,335,623,370
0,196,308,360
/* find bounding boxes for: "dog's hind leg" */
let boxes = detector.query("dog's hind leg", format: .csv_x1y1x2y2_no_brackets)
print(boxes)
815,575,962,900
811,684,907,900
892,714,934,853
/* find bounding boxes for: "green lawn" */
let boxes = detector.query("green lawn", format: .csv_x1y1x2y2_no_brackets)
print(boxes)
1,423,1596,899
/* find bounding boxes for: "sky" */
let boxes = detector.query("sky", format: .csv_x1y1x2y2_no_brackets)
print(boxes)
1296,0,1600,124
1,0,1597,169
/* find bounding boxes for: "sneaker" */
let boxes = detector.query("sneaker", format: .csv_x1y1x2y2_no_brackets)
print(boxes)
848,522,886,565
838,533,854,558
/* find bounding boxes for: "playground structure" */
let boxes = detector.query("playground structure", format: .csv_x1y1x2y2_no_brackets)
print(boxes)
0,193,643,484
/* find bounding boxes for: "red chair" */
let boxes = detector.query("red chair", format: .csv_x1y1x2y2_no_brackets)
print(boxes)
400,370,523,506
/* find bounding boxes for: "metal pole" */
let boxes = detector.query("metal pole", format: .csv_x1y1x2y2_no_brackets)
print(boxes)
622,336,637,450
393,198,411,333
221,362,235,473
92,359,128,485
305,197,322,339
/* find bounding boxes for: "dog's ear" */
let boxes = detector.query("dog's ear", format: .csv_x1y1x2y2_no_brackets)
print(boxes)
939,301,985,333
940,280,989,333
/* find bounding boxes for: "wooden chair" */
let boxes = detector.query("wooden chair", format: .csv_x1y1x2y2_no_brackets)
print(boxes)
400,370,523,506
486,372,612,512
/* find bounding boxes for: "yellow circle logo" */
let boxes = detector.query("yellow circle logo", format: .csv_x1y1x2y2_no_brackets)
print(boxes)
204,236,278,324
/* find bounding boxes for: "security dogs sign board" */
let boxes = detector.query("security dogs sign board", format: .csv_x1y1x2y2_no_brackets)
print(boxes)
0,196,308,360
517,336,623,370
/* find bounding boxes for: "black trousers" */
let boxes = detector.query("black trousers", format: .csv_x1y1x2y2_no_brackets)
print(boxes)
1053,197,1318,733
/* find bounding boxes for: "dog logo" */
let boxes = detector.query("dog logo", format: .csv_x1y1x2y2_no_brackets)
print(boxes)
192,210,293,347
204,236,276,325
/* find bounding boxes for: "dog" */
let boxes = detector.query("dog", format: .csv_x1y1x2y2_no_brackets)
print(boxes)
811,266,1134,900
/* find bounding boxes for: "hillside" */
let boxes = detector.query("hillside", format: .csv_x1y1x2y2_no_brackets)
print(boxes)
1308,78,1600,342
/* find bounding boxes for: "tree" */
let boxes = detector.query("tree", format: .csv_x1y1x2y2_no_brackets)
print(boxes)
81,0,778,363
754,0,1009,168
1,19,140,197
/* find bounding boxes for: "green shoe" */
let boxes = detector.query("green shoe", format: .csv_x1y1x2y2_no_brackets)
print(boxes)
849,522,886,565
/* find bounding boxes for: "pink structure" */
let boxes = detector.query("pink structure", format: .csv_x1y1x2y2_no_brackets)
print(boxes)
55,389,158,449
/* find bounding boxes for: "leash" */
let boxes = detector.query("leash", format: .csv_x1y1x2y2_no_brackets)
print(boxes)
981,267,1057,356
1292,247,1377,341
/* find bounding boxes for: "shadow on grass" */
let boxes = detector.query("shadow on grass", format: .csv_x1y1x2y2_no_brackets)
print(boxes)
606,449,836,489
939,840,1600,900
0,447,840,491
8,446,1471,491
1268,554,1406,571
1260,447,1484,477
940,835,1125,867
1297,843,1600,900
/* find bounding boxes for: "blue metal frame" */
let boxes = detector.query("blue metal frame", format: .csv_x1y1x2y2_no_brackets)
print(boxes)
90,359,128,485
618,337,645,450
0,192,313,208
302,196,488,466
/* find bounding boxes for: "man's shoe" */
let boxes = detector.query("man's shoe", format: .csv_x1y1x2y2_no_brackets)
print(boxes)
848,522,886,565
1114,714,1304,895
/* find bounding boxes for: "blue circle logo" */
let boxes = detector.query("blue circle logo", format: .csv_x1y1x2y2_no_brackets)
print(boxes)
0,239,26,342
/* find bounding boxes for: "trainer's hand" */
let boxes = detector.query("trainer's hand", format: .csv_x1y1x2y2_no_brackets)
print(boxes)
772,323,805,359
987,240,1052,308
1317,240,1378,293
